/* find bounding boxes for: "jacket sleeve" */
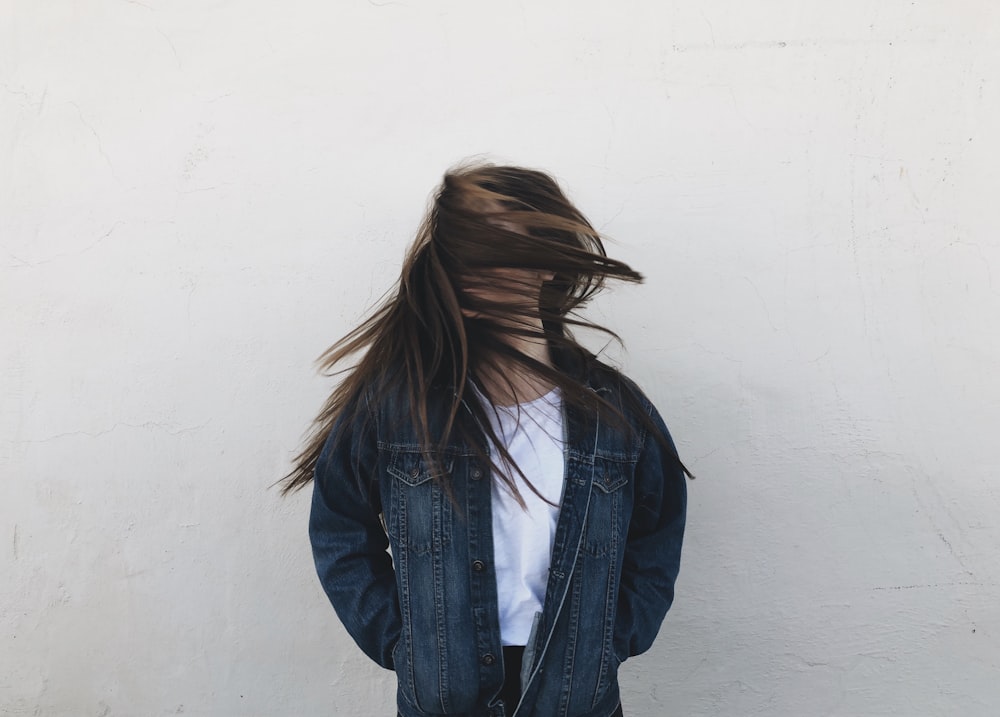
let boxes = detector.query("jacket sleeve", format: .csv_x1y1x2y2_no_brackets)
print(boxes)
309,400,401,669
613,398,687,662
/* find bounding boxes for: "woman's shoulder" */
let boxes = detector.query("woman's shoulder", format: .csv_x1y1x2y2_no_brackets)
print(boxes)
584,358,655,412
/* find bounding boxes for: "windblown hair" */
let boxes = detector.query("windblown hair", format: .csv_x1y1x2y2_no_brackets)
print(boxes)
280,162,690,499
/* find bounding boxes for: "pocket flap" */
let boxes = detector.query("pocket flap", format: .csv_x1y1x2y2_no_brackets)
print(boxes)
387,450,452,486
592,464,628,493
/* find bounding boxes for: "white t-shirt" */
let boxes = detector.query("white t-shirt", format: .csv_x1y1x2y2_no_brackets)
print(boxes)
476,385,566,646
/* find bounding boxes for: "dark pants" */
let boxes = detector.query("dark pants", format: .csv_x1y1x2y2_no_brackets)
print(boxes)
498,646,623,715
499,645,526,712
398,707,622,716
397,646,623,716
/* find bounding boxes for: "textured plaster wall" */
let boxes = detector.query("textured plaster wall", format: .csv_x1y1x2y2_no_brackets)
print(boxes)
3,1,999,715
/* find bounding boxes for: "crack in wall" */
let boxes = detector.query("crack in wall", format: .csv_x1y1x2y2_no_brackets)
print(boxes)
10,420,212,445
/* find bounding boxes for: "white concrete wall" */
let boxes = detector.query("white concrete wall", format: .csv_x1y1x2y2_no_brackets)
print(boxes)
3,1,999,715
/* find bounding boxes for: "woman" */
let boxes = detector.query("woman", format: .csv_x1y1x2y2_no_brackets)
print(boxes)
282,163,689,717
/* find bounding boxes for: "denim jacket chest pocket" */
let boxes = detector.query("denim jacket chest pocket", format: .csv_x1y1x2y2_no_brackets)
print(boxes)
385,449,455,556
582,456,634,557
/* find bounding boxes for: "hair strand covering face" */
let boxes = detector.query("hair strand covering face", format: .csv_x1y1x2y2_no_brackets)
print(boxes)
279,162,692,502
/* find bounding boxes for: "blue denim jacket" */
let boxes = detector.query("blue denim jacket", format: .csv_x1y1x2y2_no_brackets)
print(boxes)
309,358,686,717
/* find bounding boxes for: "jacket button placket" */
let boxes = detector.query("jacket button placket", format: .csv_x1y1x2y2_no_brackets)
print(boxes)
467,460,503,698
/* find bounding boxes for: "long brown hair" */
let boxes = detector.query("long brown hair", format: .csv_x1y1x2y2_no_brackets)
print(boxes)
279,162,690,499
